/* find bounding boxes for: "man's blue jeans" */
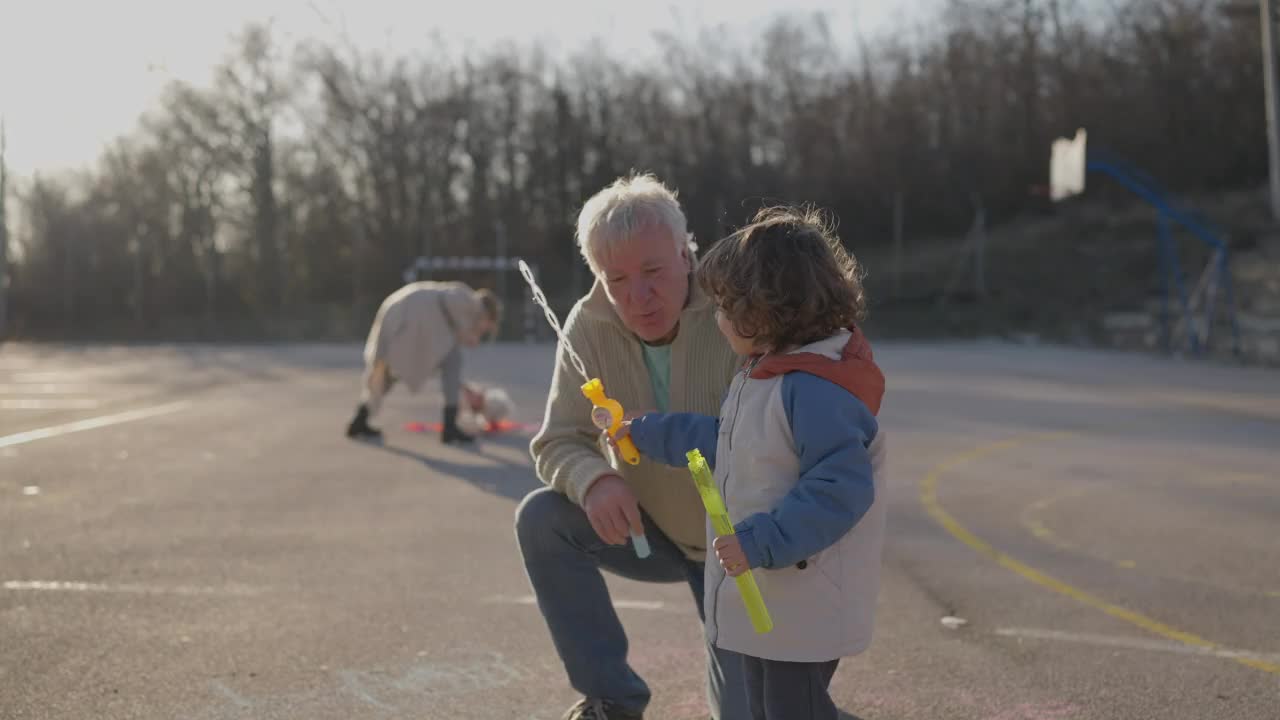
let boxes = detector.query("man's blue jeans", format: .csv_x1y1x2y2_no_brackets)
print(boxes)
515,486,749,718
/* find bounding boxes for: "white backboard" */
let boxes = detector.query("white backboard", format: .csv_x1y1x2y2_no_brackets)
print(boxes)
1050,128,1088,202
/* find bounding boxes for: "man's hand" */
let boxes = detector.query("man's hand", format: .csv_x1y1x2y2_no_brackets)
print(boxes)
714,535,749,577
583,474,644,546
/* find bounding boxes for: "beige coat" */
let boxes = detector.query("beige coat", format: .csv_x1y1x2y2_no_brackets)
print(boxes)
530,277,741,560
361,281,485,413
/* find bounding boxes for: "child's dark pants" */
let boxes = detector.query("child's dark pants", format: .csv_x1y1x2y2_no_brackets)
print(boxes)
741,655,841,720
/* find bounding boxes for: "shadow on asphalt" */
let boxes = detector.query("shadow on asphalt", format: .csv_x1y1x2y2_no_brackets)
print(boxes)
365,433,542,503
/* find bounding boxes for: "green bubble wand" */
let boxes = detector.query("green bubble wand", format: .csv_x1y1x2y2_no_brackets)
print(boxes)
686,449,773,634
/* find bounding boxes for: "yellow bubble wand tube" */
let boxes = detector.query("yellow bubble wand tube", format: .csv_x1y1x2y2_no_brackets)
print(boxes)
686,449,773,634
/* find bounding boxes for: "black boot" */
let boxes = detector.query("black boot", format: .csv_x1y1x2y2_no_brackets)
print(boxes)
346,403,382,440
441,405,474,445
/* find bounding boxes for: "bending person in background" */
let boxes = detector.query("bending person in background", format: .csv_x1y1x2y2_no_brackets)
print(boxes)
346,281,503,444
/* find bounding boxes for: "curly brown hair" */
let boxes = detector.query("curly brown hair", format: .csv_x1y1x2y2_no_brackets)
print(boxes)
697,205,867,352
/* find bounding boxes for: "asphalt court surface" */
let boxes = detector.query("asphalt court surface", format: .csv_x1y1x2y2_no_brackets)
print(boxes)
2,341,1278,719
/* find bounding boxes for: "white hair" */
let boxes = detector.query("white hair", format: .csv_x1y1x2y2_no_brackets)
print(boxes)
576,173,698,276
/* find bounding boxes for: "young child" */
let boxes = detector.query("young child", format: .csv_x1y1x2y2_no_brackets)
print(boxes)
458,383,516,434
618,206,888,720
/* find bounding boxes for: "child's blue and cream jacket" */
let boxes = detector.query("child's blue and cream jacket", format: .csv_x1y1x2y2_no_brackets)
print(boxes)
629,327,888,662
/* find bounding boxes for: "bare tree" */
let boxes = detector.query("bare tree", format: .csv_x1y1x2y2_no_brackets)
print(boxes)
3,2,1271,340
0,120,8,339
144,81,240,330
215,24,292,313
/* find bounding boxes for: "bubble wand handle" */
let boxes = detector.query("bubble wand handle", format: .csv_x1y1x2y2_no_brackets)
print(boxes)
686,449,773,634
581,379,641,465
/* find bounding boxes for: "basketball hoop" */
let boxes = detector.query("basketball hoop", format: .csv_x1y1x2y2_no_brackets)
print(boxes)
1050,128,1088,202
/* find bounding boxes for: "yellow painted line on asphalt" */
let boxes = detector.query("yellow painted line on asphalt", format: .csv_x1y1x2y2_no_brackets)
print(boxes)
920,432,1280,677
1018,489,1141,570
1018,489,1086,552
1016,471,1280,596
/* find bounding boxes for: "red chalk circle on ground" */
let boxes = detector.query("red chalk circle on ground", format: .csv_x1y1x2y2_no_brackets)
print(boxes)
404,419,539,435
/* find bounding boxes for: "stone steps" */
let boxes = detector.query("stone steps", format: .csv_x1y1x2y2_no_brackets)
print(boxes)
1101,245,1280,366
1103,308,1280,366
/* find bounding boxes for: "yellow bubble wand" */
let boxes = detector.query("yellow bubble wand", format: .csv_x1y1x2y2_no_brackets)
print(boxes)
686,449,773,634
518,260,649,558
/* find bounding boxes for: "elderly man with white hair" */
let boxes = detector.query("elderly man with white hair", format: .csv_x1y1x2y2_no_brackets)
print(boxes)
516,174,747,720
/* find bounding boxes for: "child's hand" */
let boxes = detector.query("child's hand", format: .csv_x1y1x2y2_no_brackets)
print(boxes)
713,535,749,577
600,411,651,450
601,420,630,452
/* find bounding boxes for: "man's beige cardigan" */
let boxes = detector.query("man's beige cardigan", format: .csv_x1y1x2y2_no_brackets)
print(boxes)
530,276,740,560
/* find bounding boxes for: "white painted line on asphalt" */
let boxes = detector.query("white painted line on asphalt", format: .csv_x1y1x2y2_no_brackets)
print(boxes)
0,383,89,394
0,401,189,449
484,594,668,611
10,371,84,382
2,398,100,410
996,627,1280,664
2,580,261,597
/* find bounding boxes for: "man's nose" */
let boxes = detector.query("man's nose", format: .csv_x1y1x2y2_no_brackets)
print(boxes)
629,279,654,304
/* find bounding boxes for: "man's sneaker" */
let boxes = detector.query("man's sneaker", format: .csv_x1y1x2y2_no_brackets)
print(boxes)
561,698,643,720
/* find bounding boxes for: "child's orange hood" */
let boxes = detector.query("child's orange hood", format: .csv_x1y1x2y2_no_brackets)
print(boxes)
747,327,885,415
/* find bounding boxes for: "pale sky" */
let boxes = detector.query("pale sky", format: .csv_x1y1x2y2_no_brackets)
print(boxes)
0,1,933,179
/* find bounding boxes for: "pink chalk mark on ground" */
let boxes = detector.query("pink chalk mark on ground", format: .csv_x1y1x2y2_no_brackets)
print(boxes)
629,640,709,718
985,701,1080,720
663,696,711,719
853,690,922,716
